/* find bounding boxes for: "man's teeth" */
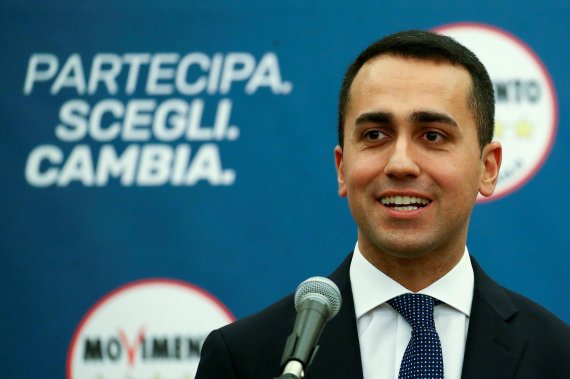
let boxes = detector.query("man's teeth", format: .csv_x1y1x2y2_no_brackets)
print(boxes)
392,205,419,211
380,196,431,210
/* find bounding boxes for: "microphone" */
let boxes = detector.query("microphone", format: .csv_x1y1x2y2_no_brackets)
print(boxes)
277,276,342,379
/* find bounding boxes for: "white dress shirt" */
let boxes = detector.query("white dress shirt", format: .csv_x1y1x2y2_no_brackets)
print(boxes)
349,243,474,379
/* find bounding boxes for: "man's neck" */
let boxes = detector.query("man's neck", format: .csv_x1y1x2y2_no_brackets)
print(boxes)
359,243,465,292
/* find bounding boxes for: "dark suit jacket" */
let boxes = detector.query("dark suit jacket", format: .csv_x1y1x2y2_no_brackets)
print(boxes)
196,254,570,378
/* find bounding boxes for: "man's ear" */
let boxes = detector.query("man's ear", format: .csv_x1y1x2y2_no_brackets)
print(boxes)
479,141,502,197
334,145,347,197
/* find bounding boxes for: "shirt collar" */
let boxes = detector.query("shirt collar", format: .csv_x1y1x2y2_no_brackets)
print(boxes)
350,242,474,319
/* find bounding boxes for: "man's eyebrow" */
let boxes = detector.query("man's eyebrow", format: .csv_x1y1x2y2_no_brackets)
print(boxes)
354,112,393,127
411,111,458,127
354,111,458,128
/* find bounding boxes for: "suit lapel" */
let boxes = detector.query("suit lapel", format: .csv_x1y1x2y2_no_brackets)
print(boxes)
307,254,364,379
304,254,527,379
461,257,526,379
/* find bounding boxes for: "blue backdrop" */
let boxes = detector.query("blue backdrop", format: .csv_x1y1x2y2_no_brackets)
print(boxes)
2,1,569,378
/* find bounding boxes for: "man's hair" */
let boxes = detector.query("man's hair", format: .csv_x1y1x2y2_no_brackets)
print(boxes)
337,30,495,150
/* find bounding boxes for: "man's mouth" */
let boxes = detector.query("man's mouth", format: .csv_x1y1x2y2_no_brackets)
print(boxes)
380,196,432,211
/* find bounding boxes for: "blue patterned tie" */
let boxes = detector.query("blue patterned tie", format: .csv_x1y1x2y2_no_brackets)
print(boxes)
388,294,444,378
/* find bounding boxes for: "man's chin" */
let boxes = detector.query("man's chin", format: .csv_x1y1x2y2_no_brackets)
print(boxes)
366,237,441,260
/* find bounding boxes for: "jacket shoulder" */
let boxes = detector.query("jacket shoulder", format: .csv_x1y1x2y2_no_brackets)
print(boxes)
503,286,570,341
196,293,297,379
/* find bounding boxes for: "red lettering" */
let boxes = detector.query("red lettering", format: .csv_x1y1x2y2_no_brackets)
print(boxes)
118,327,145,367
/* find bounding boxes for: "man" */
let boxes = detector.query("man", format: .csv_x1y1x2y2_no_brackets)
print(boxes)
196,30,570,379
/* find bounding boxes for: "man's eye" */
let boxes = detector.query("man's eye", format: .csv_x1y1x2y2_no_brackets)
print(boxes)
365,130,386,140
424,131,444,142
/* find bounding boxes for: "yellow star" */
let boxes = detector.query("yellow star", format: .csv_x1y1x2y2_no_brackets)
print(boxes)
515,120,533,138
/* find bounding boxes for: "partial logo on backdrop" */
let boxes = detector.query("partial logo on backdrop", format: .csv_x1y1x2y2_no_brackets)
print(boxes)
435,23,558,202
23,52,293,187
67,279,235,379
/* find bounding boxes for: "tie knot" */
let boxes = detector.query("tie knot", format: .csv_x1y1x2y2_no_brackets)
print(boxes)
387,294,440,330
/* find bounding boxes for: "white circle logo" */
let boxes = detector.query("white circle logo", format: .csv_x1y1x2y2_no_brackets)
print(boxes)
67,279,235,379
435,23,558,202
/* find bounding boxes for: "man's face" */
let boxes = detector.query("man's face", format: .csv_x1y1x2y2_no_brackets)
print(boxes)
335,55,501,262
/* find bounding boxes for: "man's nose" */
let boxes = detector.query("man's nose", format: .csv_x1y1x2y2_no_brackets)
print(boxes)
383,138,421,179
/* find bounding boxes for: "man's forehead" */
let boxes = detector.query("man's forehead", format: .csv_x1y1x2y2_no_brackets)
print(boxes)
343,54,475,131
348,55,473,108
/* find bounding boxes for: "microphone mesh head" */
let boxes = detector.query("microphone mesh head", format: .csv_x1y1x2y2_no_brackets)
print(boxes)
294,276,342,321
